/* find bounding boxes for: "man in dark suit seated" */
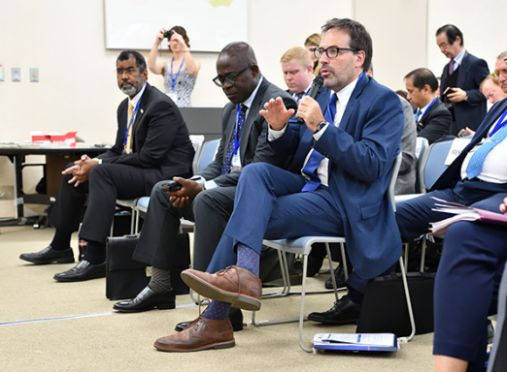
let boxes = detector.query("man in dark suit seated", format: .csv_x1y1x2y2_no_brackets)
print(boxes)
404,67,452,144
436,24,489,134
152,18,404,352
19,51,194,282
397,54,507,245
433,193,507,372
280,46,329,107
112,42,296,327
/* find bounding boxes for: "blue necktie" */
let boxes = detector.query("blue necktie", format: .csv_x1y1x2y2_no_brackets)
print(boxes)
222,104,247,175
414,108,422,122
465,124,507,179
301,93,337,192
324,93,338,124
294,92,305,103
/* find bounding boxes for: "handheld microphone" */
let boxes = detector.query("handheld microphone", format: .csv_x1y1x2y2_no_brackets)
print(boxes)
290,75,324,125
307,75,324,99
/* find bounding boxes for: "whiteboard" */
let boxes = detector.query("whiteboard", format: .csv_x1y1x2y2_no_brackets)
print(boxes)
104,0,248,52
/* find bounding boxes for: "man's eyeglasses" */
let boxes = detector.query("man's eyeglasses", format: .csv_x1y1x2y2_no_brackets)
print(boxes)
213,66,251,87
314,46,358,59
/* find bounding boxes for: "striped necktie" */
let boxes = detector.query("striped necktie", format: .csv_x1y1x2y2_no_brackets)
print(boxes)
301,94,338,192
125,103,135,154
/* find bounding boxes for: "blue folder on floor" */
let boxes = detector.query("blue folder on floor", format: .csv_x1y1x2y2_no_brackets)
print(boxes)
312,333,399,352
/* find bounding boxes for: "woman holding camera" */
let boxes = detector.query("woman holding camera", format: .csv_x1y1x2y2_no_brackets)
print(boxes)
148,26,200,107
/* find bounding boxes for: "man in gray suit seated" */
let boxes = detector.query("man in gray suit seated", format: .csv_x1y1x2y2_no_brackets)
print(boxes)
112,42,296,331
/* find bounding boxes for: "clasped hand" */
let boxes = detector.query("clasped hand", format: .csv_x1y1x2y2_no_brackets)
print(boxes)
259,96,325,132
62,155,98,187
167,177,204,208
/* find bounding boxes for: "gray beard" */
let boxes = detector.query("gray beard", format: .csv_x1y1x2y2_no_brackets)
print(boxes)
120,85,139,98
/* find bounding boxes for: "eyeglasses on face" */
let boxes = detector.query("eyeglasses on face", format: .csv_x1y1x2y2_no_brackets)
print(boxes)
213,65,251,87
314,46,358,59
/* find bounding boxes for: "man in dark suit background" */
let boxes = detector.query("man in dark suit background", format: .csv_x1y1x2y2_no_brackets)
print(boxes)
404,67,452,144
112,42,296,324
153,18,404,352
436,24,489,133
19,50,194,282
397,52,507,244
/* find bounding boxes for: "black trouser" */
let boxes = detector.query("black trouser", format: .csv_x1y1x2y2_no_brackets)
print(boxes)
50,163,147,246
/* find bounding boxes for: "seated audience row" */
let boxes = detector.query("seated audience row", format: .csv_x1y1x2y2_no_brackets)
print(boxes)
15,14,507,371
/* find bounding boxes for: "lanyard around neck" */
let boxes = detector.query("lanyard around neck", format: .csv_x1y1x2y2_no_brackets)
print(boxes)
123,97,143,146
232,104,247,156
170,57,185,91
489,108,507,137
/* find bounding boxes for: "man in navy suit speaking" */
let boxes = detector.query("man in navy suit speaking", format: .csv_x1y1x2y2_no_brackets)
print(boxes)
153,18,404,352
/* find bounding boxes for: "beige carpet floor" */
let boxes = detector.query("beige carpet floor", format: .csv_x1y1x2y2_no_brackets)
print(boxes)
0,226,434,372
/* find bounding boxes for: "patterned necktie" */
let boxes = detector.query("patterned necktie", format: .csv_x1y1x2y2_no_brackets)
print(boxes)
222,104,247,175
301,94,338,192
125,103,135,154
465,124,507,179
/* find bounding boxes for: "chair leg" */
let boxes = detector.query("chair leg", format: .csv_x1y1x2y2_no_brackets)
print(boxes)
340,242,349,280
278,250,291,296
134,209,140,234
324,243,339,302
398,257,416,341
404,242,409,270
419,239,427,273
298,253,313,352
129,207,136,234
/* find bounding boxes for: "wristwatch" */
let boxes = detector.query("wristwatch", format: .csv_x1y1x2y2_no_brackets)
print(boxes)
314,121,328,134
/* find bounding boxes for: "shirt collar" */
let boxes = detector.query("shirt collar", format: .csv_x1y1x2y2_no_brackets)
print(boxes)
241,76,263,113
335,74,360,108
128,83,147,108
420,96,436,116
453,49,466,66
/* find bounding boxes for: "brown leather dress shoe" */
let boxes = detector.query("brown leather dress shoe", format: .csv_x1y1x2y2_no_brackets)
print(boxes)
181,266,262,311
154,316,235,352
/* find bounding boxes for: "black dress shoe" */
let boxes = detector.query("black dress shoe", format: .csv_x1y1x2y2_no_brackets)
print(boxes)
20,246,74,265
325,266,347,289
53,260,106,282
307,295,360,325
174,307,244,332
113,286,175,313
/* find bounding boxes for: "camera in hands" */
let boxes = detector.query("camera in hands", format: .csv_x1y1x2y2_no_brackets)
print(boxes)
163,29,174,39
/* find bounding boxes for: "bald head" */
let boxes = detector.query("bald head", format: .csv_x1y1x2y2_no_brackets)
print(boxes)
215,42,261,104
218,42,258,69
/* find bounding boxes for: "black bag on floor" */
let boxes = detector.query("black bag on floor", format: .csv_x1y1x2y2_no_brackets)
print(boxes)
105,233,191,300
106,235,148,300
356,272,435,337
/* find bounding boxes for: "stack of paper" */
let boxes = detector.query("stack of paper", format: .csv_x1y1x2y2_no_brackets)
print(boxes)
312,333,398,352
430,197,507,234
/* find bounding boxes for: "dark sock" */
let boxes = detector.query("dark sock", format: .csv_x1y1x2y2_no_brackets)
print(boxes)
148,267,172,293
82,240,105,264
202,300,230,320
347,287,363,304
236,243,260,276
50,230,72,251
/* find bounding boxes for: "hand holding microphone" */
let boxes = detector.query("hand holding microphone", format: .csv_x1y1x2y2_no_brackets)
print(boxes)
296,76,326,131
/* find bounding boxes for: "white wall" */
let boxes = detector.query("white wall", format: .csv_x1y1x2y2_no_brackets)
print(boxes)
427,0,505,75
0,0,504,216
